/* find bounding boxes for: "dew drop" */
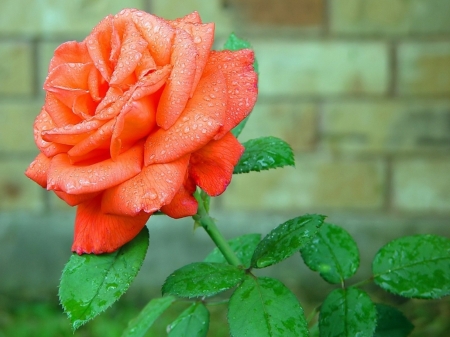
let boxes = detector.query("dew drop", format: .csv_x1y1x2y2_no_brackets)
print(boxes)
144,189,157,200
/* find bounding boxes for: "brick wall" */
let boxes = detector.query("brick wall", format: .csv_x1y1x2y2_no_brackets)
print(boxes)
1,0,450,219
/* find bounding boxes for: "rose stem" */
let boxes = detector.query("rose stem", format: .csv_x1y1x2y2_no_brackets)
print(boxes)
193,191,242,267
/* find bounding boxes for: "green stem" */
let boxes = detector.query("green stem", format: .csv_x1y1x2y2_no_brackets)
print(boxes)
306,305,320,324
350,276,374,289
193,191,242,267
205,299,229,306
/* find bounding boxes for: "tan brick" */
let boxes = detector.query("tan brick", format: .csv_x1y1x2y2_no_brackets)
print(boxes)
229,0,324,27
0,160,44,211
321,100,450,154
0,42,33,96
152,0,233,37
0,0,146,35
331,0,450,35
398,42,450,96
393,158,450,212
239,102,318,153
0,102,41,153
252,40,389,96
222,155,385,211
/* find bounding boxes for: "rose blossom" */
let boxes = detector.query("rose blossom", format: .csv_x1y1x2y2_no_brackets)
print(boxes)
25,9,257,254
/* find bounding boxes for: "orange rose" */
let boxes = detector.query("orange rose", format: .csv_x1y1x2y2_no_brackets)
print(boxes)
25,9,257,254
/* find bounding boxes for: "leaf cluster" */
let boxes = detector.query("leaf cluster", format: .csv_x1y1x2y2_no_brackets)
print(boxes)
57,32,450,337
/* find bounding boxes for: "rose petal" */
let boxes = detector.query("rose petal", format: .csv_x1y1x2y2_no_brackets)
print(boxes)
135,48,157,79
88,66,108,102
44,63,96,117
189,132,244,196
25,153,51,188
85,15,117,81
47,141,143,194
173,11,202,25
160,176,198,218
94,87,123,116
72,194,150,254
48,41,91,73
110,95,157,160
144,69,226,165
44,93,82,127
54,190,100,206
131,64,171,100
156,29,198,129
34,108,72,157
93,85,136,122
41,118,104,145
101,154,189,216
170,19,214,98
204,50,258,139
188,23,215,97
68,149,110,165
110,21,149,86
67,119,114,158
130,10,175,66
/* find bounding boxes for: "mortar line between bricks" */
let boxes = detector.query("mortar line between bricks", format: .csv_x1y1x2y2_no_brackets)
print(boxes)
388,41,398,98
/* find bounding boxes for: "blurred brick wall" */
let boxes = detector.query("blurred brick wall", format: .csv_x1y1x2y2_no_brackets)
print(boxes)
1,0,450,219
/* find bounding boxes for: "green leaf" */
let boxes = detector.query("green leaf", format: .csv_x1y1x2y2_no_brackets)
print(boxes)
59,226,149,330
224,32,251,50
373,304,414,337
309,323,319,337
234,137,295,174
168,302,209,337
231,116,250,138
300,223,359,284
372,234,450,299
162,262,246,298
319,288,377,337
122,296,176,337
228,276,308,337
223,32,259,73
251,214,325,268
204,234,261,268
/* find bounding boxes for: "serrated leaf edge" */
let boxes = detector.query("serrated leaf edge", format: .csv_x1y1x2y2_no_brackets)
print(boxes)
59,228,149,330
251,214,325,268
